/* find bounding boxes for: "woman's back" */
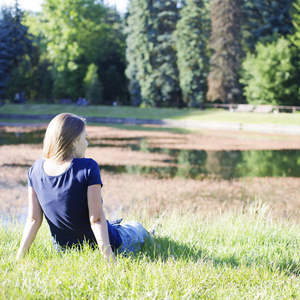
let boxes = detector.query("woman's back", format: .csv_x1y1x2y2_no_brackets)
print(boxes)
28,158,102,246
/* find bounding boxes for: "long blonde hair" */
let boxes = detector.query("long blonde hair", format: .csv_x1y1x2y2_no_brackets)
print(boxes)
43,113,86,163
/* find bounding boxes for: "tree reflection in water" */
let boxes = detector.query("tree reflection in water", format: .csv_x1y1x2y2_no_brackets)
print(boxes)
1,130,300,179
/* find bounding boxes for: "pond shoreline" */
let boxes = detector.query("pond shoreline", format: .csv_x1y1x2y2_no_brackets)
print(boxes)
1,113,300,135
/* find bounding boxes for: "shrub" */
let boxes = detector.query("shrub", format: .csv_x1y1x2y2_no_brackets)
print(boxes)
240,37,300,106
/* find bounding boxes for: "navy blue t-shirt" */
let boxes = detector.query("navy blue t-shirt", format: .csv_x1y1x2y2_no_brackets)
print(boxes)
28,158,121,250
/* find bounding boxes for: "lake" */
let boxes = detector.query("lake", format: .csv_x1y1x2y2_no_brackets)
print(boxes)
1,129,300,180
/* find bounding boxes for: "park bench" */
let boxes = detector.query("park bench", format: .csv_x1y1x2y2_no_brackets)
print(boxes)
234,104,254,112
253,105,273,113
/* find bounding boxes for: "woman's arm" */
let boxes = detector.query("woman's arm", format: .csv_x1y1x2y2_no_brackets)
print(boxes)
17,187,43,258
87,184,116,263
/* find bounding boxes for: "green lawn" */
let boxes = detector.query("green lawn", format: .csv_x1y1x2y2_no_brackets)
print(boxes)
1,104,300,125
2,202,300,299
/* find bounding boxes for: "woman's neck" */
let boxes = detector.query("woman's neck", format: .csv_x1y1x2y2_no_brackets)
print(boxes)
43,158,73,176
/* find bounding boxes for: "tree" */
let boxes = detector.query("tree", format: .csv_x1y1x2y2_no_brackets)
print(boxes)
126,0,181,107
242,0,294,51
84,63,103,104
175,0,210,106
97,7,128,105
125,0,143,106
41,0,107,100
206,0,244,104
0,2,31,100
7,11,54,102
240,37,299,106
290,0,300,49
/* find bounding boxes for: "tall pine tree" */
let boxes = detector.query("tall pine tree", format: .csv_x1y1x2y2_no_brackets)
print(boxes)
125,0,144,106
243,0,294,50
126,0,180,107
175,0,210,107
290,0,300,49
206,0,244,103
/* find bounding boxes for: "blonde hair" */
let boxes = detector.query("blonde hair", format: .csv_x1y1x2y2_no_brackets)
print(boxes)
43,113,86,163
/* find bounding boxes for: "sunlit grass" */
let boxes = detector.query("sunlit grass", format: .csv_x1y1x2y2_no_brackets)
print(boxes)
1,104,300,125
2,202,300,299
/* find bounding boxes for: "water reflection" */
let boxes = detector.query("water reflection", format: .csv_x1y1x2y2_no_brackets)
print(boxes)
99,149,300,179
1,129,300,179
237,150,300,177
0,130,45,145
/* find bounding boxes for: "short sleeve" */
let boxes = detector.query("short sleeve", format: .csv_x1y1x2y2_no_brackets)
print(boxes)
27,166,33,187
87,159,103,187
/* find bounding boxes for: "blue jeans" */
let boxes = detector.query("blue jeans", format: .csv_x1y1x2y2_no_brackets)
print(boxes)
112,221,150,254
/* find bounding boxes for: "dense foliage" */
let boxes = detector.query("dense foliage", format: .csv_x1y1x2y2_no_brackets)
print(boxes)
1,0,299,107
0,3,31,101
240,37,300,106
242,0,294,50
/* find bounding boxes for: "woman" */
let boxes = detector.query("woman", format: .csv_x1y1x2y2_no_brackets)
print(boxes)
17,113,150,262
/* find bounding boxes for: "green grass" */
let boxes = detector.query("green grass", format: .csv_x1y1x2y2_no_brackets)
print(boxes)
2,201,300,299
1,103,300,125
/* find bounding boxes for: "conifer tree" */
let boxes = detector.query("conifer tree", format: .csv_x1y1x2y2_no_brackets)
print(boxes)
243,0,294,50
84,63,103,104
206,0,244,103
126,0,180,107
125,0,144,106
0,2,31,100
290,0,300,49
175,0,210,106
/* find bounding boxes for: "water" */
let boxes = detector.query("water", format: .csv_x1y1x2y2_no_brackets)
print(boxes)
0,130,45,145
1,129,300,179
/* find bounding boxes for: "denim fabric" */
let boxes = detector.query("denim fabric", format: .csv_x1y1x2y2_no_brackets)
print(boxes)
113,221,150,254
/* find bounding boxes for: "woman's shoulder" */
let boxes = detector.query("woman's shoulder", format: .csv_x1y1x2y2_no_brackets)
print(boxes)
31,158,44,169
28,158,44,177
73,158,98,168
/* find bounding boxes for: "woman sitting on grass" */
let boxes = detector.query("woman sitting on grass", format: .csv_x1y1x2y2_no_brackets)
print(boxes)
17,113,150,263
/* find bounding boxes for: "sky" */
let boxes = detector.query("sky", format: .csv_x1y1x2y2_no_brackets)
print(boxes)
0,0,129,13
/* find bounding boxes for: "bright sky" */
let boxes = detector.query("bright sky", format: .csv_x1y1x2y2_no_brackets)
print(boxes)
0,0,129,13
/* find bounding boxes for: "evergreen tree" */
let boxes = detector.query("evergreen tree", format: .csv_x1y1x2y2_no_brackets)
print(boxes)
206,0,244,103
6,11,53,102
243,0,294,50
125,0,143,106
126,0,181,107
290,0,300,49
97,7,128,105
83,63,103,104
0,2,31,100
175,0,210,106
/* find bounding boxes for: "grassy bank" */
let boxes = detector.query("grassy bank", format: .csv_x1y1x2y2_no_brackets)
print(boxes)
2,202,300,299
1,104,300,125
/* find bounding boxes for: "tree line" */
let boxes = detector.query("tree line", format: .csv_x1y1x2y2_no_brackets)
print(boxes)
0,0,299,107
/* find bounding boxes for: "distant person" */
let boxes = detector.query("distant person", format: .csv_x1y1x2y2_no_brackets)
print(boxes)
77,96,83,105
17,113,150,262
14,93,20,104
81,98,88,106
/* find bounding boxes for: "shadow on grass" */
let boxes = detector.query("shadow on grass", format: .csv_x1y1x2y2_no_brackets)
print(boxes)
139,235,300,277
